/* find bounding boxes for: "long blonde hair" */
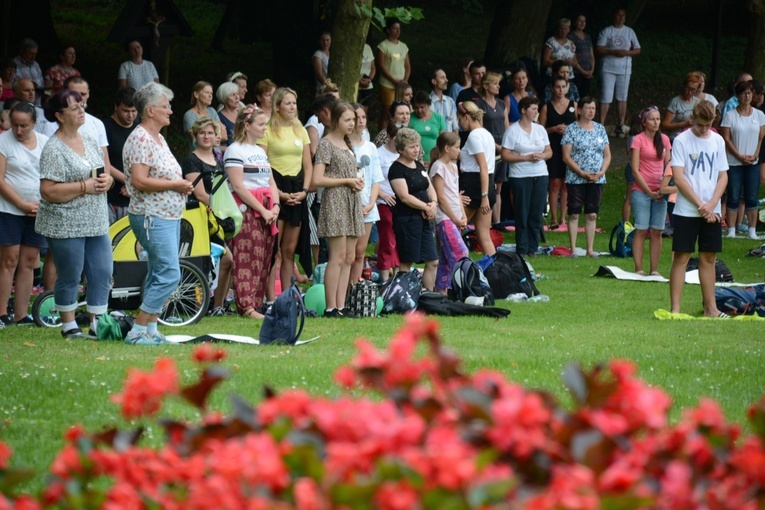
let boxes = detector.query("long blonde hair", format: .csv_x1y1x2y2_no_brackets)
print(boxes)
268,87,304,139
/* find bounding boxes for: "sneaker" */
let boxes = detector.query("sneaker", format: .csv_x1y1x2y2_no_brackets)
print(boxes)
736,224,748,234
726,230,736,238
126,330,170,346
323,308,340,318
0,315,11,327
208,306,226,317
748,232,759,240
14,316,35,326
339,308,360,319
61,327,86,339
152,330,169,343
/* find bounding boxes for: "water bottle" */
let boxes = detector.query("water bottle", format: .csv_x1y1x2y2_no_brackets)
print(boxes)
527,294,550,303
506,293,528,302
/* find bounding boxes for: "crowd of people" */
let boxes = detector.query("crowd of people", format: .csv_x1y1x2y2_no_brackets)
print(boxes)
0,5,762,336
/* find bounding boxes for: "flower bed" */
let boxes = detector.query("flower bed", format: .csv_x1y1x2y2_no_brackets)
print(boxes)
1,314,764,509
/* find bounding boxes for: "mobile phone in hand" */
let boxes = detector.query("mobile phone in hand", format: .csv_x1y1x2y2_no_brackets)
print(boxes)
92,166,105,179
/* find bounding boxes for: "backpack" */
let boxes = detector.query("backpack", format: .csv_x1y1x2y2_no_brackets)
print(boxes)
686,257,734,282
449,257,495,305
380,269,422,314
484,251,540,299
416,291,510,318
259,277,306,345
609,221,636,257
97,311,136,340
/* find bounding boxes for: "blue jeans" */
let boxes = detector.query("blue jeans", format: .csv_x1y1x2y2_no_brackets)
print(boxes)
47,235,112,314
129,214,181,315
631,190,667,231
726,164,760,210
509,175,549,255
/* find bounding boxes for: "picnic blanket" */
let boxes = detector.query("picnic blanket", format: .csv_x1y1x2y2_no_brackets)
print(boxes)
165,333,321,345
595,265,763,287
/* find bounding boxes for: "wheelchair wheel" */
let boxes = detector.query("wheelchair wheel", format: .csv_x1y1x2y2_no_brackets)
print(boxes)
32,290,62,328
153,260,210,327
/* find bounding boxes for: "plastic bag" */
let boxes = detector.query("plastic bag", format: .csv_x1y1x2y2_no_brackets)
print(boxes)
210,174,243,239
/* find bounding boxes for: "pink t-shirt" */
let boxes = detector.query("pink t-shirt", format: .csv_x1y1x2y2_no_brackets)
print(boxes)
429,159,462,224
630,132,671,193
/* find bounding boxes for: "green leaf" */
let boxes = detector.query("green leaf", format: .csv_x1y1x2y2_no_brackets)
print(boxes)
180,366,228,410
0,468,36,494
564,363,588,404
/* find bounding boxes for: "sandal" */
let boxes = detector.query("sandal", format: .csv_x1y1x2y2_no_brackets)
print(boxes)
634,270,645,276
717,312,731,318
649,271,662,277
241,308,265,319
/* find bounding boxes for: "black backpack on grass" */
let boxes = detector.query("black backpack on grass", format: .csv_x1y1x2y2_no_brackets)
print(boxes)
259,278,306,345
686,257,734,282
449,257,494,305
484,251,539,299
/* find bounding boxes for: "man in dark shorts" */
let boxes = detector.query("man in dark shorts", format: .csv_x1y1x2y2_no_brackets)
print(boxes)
668,100,729,318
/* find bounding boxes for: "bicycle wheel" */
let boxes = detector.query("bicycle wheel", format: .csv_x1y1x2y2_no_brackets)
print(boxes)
32,290,62,328
153,260,210,327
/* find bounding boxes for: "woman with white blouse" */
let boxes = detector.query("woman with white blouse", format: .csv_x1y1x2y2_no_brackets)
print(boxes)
501,96,552,256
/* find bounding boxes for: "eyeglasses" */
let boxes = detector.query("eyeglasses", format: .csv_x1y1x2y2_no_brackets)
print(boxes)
60,102,86,113
152,103,172,111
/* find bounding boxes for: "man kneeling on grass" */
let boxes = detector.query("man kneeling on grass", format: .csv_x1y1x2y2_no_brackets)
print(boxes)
669,100,729,318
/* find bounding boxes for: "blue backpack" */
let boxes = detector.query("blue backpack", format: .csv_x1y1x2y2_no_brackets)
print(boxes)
259,278,305,345
609,221,636,257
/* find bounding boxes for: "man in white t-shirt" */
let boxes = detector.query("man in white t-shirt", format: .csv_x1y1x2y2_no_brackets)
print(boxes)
596,7,640,133
668,100,729,318
65,76,114,178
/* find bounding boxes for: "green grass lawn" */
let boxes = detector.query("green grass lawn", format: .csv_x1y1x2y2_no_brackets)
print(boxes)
2,0,763,494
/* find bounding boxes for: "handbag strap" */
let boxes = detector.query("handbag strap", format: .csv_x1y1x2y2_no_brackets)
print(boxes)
290,277,305,342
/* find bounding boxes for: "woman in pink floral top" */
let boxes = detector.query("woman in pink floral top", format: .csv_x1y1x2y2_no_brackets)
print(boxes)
123,82,194,345
44,46,80,95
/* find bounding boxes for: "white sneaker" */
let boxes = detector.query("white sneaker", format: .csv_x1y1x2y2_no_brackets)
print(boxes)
748,232,759,240
726,230,736,238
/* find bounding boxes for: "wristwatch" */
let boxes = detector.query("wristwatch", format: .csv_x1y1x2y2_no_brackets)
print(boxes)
481,191,488,197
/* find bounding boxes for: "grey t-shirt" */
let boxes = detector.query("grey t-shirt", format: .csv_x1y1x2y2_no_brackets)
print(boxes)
36,135,109,238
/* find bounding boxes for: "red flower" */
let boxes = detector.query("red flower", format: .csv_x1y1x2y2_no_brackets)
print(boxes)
374,480,419,510
50,445,82,478
110,357,179,419
294,477,326,510
0,441,11,469
192,343,227,364
63,424,85,443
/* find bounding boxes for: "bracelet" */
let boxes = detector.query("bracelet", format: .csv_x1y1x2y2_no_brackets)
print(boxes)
273,203,281,209
80,181,86,197
301,188,309,194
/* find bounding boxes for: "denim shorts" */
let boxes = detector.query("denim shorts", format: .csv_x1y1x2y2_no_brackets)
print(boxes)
726,164,760,210
631,189,667,231
0,212,47,248
129,214,181,315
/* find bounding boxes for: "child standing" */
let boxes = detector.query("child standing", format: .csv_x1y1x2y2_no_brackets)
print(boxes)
429,132,469,294
669,100,729,317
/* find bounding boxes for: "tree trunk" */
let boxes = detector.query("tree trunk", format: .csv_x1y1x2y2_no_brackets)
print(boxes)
327,0,373,101
745,0,765,80
483,0,554,69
